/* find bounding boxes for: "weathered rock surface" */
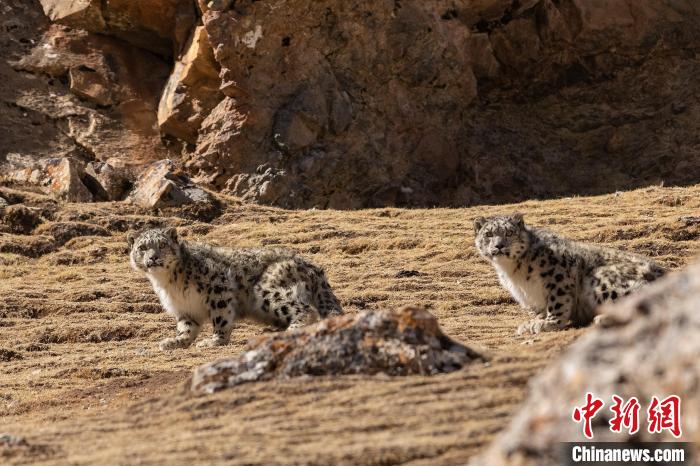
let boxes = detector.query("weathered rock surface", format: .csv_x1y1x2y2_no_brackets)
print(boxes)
5,0,700,209
184,0,700,208
472,262,700,466
127,159,218,211
191,306,485,394
6,158,93,202
7,20,175,165
37,0,197,57
158,25,223,144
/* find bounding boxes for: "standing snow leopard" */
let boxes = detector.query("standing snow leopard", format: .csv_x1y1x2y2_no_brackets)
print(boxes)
474,214,666,335
128,228,343,350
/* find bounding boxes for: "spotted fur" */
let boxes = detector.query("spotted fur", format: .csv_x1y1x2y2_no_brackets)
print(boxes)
128,228,343,350
474,214,666,334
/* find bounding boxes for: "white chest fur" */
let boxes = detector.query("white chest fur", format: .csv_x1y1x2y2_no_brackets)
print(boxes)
147,271,209,322
492,258,547,311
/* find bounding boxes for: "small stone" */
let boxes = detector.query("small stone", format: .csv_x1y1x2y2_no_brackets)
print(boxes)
395,270,422,278
0,433,28,447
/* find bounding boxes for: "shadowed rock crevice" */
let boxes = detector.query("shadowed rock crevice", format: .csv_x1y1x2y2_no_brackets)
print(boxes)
191,306,485,394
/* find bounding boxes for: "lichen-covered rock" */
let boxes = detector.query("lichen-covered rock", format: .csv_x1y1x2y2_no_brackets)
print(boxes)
472,262,700,466
6,157,93,203
158,26,223,144
127,159,217,210
191,306,485,394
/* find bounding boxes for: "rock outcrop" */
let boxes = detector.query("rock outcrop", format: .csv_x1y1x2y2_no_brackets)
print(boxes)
12,24,172,166
157,25,223,144
191,306,485,394
472,262,700,466
185,0,700,208
7,158,94,203
4,0,700,209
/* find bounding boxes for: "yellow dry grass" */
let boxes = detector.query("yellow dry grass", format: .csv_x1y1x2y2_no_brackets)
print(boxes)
1,184,699,465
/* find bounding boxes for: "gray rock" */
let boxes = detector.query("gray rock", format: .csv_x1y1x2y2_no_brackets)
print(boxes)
0,433,27,447
192,306,485,394
127,159,216,209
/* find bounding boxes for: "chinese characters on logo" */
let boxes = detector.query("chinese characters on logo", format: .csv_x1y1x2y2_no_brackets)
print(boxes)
572,393,681,439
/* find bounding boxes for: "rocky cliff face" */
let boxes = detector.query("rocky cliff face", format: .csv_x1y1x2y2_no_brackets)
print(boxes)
2,0,700,208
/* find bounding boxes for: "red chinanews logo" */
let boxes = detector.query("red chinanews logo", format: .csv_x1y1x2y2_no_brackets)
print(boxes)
572,393,682,439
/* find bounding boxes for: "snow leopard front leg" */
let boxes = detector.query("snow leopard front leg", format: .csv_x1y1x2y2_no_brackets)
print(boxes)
518,276,576,335
159,318,202,350
197,302,236,348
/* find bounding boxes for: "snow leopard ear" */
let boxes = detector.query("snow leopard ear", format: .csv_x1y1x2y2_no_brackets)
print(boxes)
511,213,525,228
164,227,178,243
474,217,486,234
126,230,137,248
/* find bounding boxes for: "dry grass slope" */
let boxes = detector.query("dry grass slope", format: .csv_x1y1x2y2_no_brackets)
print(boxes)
1,184,699,465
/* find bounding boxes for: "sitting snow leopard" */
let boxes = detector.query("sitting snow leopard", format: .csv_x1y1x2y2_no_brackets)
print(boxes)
474,213,666,335
128,228,343,350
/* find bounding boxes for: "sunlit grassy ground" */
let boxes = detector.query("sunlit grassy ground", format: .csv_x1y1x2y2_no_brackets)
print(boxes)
1,184,698,464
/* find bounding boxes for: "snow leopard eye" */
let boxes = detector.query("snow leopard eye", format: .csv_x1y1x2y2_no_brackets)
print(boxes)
139,244,148,252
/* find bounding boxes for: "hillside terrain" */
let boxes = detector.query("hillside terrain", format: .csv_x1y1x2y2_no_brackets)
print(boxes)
1,183,699,464
2,0,700,208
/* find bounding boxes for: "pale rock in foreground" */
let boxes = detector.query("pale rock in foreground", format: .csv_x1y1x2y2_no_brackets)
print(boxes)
191,306,484,394
472,262,700,466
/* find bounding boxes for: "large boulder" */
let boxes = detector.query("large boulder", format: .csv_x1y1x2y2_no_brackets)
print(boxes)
84,162,131,201
37,0,197,57
127,159,217,210
472,261,700,465
191,306,485,394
